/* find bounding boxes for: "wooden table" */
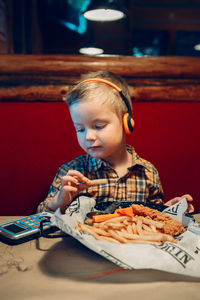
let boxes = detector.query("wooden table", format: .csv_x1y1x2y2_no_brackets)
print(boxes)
0,216,200,300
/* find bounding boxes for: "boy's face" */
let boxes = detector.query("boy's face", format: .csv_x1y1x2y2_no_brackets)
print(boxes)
69,100,126,163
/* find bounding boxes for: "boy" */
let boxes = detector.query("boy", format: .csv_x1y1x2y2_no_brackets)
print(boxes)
37,71,193,214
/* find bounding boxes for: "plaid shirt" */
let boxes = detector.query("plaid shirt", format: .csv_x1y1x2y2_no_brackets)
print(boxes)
37,145,164,212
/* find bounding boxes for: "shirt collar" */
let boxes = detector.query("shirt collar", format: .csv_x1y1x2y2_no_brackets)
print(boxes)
87,155,104,172
126,145,151,172
87,145,151,172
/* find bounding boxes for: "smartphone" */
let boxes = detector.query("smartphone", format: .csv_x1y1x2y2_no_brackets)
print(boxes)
0,212,57,245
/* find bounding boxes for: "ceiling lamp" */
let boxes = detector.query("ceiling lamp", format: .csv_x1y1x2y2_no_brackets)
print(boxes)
82,0,127,22
79,45,104,56
79,41,104,56
79,28,104,56
194,44,200,51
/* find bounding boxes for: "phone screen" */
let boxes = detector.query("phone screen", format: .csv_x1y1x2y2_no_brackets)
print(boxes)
2,223,27,234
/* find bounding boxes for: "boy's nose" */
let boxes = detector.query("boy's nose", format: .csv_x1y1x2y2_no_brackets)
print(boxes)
86,128,96,140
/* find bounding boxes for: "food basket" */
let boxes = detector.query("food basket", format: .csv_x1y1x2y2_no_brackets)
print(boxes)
51,196,200,278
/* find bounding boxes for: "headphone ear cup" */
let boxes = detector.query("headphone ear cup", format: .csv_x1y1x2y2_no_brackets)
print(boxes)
123,113,135,134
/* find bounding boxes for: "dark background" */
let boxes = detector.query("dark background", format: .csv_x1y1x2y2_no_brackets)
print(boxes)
3,0,200,57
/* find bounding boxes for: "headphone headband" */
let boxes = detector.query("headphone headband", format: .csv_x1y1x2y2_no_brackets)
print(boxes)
79,77,134,134
80,78,132,115
80,78,121,92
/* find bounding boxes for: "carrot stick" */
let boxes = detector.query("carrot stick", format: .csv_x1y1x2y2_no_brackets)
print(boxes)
92,213,120,223
115,206,135,217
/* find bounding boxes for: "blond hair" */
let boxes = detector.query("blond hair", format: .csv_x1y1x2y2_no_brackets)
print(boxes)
65,71,132,116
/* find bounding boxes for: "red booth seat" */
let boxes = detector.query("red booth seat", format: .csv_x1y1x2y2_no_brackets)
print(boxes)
1,101,199,215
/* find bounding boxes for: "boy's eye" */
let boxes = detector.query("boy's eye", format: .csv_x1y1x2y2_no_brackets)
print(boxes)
95,124,106,130
75,127,85,133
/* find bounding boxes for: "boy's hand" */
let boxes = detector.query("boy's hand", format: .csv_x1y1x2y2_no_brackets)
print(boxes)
165,194,194,213
57,170,91,213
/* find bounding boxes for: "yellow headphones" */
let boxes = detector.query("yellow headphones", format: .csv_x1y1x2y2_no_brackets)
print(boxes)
80,78,135,134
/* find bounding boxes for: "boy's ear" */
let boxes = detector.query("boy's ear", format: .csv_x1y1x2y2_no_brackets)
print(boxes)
123,113,135,134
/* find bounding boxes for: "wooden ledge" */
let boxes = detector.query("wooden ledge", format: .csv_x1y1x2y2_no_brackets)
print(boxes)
0,55,200,102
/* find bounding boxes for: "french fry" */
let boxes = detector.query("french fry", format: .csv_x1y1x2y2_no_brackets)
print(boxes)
127,224,133,234
107,229,129,243
136,218,143,235
102,216,132,224
132,222,137,234
92,227,111,237
95,235,120,243
149,224,157,232
77,223,99,239
128,240,161,244
141,217,164,229
142,224,152,232
106,222,125,230
85,218,93,225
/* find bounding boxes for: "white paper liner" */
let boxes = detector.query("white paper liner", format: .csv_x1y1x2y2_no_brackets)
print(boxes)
50,197,200,277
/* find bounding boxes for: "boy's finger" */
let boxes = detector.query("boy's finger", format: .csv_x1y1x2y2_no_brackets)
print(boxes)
77,182,91,190
182,194,193,202
67,170,90,184
62,175,78,185
187,203,194,213
166,197,180,206
62,185,78,193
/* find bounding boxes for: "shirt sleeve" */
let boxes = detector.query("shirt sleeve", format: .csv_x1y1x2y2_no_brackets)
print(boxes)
147,170,164,204
36,165,68,212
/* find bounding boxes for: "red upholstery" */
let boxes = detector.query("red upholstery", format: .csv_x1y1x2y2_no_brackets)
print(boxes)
1,101,199,215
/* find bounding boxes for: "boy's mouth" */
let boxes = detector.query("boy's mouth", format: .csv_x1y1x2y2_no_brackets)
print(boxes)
88,146,102,151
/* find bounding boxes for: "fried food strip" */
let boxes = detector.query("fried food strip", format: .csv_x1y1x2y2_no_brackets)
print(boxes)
89,179,107,185
131,204,185,236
